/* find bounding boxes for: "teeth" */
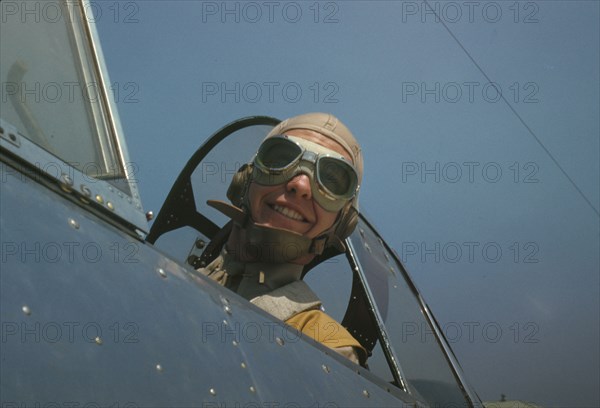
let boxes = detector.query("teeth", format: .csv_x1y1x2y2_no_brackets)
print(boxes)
273,205,304,221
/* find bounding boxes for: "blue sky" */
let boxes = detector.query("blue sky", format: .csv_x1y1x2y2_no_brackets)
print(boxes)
96,1,599,406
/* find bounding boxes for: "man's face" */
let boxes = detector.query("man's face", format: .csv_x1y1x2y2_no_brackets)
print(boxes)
247,129,353,239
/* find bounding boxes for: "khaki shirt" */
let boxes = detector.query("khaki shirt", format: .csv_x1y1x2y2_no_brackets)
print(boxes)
199,251,367,365
286,309,367,365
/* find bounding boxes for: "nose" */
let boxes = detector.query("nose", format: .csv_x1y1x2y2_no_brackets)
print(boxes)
286,173,312,199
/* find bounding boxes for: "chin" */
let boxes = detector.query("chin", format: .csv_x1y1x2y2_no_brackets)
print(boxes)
266,219,310,235
263,214,311,235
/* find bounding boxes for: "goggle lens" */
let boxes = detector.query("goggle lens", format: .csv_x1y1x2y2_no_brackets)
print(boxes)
256,137,301,170
317,157,356,197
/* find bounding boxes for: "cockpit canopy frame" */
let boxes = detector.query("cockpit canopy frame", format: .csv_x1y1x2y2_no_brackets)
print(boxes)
0,0,146,233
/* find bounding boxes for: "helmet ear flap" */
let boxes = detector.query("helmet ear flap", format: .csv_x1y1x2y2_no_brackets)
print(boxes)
333,202,359,242
227,163,253,207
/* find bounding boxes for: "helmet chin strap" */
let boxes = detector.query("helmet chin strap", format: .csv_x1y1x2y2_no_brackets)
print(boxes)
207,200,344,264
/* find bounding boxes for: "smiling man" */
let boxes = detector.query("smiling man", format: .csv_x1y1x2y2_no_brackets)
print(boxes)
200,113,367,365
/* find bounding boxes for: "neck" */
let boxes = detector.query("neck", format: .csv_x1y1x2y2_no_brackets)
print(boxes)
225,221,318,264
221,248,304,300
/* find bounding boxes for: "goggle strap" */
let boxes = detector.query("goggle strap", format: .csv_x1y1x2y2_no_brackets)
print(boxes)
207,199,249,226
326,234,346,253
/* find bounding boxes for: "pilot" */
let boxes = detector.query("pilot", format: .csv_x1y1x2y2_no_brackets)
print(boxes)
199,112,367,365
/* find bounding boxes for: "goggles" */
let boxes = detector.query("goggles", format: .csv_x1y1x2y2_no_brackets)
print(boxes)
252,135,359,212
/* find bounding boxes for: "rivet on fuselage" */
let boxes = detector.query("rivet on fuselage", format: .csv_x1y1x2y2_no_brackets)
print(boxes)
224,305,232,315
249,386,256,393
68,218,79,229
209,388,217,396
22,305,31,316
321,364,331,373
156,364,163,372
240,362,247,369
275,337,284,346
60,184,72,193
94,336,103,345
157,268,167,278
107,201,114,211
95,194,104,204
362,390,370,398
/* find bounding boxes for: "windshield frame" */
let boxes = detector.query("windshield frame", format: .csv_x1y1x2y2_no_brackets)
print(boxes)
0,0,147,232
346,214,482,406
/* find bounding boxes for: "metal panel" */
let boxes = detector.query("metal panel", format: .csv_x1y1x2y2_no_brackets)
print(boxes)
1,167,413,407
0,118,148,233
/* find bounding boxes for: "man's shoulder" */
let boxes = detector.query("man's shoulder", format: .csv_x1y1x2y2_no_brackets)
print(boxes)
250,280,322,321
286,309,368,364
285,309,356,346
